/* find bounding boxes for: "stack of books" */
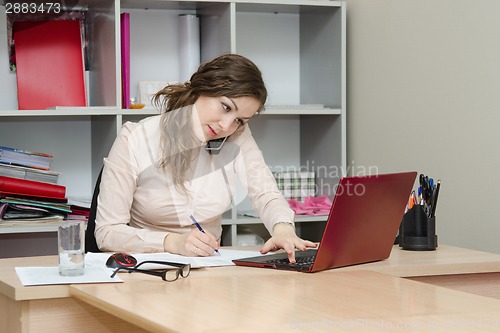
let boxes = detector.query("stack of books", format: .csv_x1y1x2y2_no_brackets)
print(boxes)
0,145,71,225
0,163,59,184
0,145,54,172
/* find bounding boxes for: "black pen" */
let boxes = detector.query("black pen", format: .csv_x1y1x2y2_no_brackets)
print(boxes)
189,215,220,255
430,180,440,218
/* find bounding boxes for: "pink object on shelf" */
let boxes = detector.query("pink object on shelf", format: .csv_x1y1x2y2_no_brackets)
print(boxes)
288,196,332,216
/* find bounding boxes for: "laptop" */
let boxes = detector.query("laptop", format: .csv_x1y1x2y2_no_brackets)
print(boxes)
233,171,417,272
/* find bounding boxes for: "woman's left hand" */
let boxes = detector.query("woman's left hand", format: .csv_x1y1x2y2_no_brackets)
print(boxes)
259,223,318,263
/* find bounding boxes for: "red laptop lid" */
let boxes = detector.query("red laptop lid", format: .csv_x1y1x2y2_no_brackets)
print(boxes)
311,171,416,272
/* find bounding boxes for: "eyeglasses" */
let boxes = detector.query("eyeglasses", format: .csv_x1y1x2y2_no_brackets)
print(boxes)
110,260,191,282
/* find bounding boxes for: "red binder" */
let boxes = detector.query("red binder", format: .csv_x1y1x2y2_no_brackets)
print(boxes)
121,13,131,109
0,176,66,200
14,20,87,110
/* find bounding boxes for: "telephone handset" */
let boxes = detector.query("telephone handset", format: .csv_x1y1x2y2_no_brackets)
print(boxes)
204,136,228,155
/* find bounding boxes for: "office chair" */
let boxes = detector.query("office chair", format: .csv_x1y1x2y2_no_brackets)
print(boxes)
85,167,103,253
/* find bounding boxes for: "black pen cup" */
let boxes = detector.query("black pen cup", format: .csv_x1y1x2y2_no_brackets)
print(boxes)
399,205,437,251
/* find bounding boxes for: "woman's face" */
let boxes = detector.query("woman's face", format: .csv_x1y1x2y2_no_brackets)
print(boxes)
194,95,260,141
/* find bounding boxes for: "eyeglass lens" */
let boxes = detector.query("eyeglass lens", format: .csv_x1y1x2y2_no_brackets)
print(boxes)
163,265,190,281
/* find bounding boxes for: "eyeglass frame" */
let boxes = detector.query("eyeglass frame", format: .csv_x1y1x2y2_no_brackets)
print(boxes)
110,260,191,282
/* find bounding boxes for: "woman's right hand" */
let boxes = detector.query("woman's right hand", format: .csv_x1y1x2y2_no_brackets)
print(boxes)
164,229,220,256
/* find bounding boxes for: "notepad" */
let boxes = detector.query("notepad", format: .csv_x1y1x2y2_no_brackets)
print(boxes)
86,249,264,269
15,266,123,286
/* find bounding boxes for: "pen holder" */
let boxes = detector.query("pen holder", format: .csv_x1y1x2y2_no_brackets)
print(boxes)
399,205,437,251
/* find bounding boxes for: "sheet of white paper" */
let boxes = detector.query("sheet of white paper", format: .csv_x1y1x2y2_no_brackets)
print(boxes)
15,266,123,286
16,250,267,286
86,249,264,269
190,249,265,267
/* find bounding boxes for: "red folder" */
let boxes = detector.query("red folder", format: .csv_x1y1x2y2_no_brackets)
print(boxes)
121,13,131,109
14,20,87,110
0,176,66,200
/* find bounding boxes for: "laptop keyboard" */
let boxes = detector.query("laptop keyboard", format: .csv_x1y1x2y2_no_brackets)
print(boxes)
265,254,316,267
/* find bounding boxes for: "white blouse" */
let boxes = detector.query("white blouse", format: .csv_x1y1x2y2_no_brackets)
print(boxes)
95,110,294,252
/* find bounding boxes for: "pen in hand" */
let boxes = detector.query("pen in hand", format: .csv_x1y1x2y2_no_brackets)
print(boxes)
189,215,220,255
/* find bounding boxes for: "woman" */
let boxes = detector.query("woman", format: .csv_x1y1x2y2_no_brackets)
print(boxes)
95,54,316,263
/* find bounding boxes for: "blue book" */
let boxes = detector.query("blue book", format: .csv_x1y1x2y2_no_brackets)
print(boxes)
0,146,53,170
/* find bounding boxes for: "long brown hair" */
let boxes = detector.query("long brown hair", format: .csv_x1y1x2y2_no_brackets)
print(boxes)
152,53,267,194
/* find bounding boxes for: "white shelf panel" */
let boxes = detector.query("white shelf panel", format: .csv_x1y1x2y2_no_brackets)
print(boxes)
0,109,340,117
0,107,342,117
120,0,342,11
0,108,163,117
221,215,327,226
0,107,119,117
235,0,342,12
263,107,341,115
0,223,59,235
119,107,340,116
120,108,162,115
0,215,326,235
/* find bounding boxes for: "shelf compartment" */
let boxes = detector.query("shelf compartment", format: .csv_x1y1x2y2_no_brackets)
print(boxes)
0,0,118,111
120,2,231,104
235,1,344,108
0,107,119,117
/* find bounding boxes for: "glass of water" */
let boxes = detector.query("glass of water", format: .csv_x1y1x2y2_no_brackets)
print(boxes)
58,220,85,276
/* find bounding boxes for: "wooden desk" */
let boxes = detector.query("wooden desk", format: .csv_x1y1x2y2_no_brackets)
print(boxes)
2,245,500,333
70,269,500,333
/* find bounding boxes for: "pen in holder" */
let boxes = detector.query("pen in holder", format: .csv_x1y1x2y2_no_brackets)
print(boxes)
399,205,437,251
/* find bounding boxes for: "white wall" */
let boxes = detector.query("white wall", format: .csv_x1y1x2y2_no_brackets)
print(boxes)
347,0,500,253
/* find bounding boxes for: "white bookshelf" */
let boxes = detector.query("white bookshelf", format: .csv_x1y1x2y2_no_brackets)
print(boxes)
0,0,346,251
